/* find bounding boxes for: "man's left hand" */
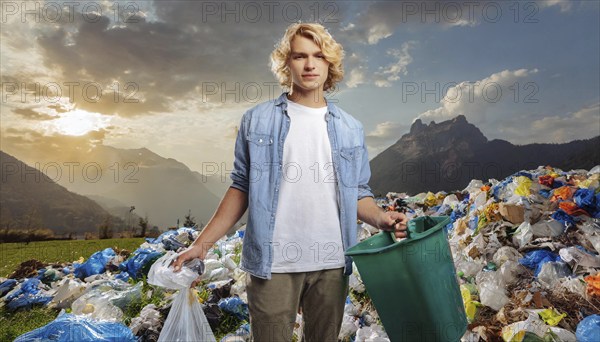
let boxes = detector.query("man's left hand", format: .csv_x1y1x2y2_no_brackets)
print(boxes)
377,211,408,239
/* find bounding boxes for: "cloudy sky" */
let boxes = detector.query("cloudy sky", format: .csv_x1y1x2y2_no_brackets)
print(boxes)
1,0,599,173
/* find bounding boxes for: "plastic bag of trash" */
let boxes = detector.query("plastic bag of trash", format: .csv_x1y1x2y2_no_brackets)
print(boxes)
48,278,87,309
147,251,199,289
14,311,136,342
576,314,600,342
519,250,561,276
74,248,116,279
4,278,53,311
71,281,142,321
537,261,571,287
119,248,164,280
159,288,216,342
476,271,509,311
147,252,216,342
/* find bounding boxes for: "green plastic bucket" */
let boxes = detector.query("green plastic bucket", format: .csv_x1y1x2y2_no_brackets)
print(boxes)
345,216,467,342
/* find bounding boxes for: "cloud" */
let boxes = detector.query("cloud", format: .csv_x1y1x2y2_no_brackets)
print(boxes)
537,0,573,12
13,107,56,121
417,68,539,125
365,121,409,157
346,68,366,88
528,103,600,143
374,41,416,87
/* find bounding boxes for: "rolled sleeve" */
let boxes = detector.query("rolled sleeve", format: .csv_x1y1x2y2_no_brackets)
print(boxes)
230,112,250,193
357,129,374,200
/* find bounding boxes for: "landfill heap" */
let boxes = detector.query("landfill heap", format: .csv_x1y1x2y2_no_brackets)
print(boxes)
1,165,599,342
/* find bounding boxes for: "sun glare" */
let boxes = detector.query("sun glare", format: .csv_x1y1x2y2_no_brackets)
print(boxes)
46,110,111,136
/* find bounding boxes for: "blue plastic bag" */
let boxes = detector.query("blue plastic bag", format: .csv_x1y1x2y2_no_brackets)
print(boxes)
576,314,600,342
551,209,578,227
218,296,249,320
4,278,52,311
14,312,136,342
74,248,116,279
519,250,561,276
574,188,600,218
0,279,17,298
119,248,163,279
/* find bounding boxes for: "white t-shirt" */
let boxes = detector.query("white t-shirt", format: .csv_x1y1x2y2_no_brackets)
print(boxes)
270,99,345,272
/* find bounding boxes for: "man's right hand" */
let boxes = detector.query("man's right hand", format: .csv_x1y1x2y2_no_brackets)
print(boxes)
171,245,204,272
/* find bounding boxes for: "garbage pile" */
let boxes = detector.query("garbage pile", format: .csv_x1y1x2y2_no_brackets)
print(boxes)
1,165,599,342
343,165,600,341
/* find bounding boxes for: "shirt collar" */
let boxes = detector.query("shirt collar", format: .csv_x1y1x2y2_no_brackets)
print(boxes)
275,92,339,118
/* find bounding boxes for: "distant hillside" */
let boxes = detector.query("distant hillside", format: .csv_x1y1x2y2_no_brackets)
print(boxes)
369,115,600,195
0,151,123,234
16,146,223,229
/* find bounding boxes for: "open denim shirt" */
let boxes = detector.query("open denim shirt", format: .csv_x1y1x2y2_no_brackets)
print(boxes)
230,92,374,279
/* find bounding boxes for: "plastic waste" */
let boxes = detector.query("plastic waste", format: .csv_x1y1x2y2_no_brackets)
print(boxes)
217,296,249,320
74,248,116,279
530,219,565,237
0,279,17,297
512,222,533,248
14,311,136,342
559,246,600,268
119,248,164,280
519,250,561,276
538,308,566,326
147,251,199,289
129,304,162,336
159,289,216,342
4,278,53,311
476,271,509,311
575,314,600,342
71,281,142,321
537,262,571,287
584,274,600,297
49,278,87,309
493,246,522,266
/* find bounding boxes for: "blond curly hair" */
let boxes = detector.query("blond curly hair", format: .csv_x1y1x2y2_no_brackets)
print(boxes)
270,22,345,94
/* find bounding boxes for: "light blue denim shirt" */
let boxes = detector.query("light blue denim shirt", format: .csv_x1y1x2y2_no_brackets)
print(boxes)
230,92,374,279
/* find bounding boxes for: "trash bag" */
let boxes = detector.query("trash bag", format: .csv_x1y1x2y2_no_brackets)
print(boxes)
147,252,216,342
49,278,87,309
4,278,53,311
576,314,600,342
147,251,199,290
74,248,116,279
159,288,216,342
519,250,561,276
217,296,249,320
574,188,600,218
119,248,164,280
14,312,136,342
71,281,142,321
0,278,17,297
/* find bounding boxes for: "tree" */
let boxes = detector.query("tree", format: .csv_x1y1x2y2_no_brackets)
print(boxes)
183,209,198,229
138,215,149,237
99,215,114,239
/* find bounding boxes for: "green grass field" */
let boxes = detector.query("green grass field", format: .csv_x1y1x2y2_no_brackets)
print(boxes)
0,238,145,278
0,238,146,341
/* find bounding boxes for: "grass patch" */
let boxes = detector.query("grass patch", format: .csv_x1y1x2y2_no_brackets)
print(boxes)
0,306,59,341
0,238,145,277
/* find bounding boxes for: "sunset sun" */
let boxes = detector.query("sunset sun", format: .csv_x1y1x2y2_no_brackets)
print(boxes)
46,110,111,136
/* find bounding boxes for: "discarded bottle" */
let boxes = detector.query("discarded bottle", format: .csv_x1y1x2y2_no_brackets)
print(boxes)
183,258,205,275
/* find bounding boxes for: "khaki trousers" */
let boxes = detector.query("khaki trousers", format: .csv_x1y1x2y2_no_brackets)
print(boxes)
246,267,348,342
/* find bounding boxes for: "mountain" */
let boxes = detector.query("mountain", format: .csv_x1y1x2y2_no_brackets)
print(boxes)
0,151,123,234
33,146,222,229
369,115,600,196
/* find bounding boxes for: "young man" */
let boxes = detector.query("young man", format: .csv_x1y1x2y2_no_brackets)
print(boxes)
173,23,408,341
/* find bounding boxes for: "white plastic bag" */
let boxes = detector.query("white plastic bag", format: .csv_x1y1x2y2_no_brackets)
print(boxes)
159,288,216,342
148,251,198,290
147,252,216,342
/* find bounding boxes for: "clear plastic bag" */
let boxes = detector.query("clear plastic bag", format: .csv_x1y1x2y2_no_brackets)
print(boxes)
159,288,216,342
147,251,216,342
